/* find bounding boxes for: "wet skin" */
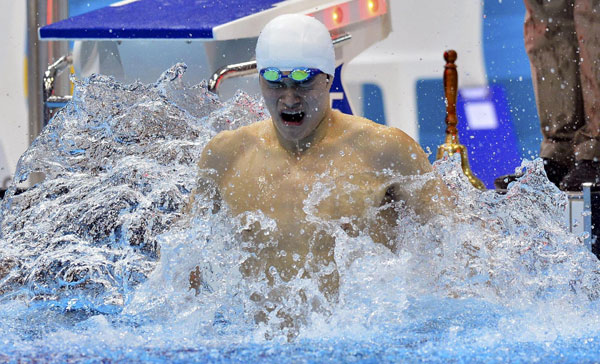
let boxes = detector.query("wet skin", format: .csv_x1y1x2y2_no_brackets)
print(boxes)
189,71,450,328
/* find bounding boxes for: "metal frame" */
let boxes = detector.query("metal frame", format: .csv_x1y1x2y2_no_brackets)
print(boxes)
567,186,596,252
27,0,70,138
43,55,73,124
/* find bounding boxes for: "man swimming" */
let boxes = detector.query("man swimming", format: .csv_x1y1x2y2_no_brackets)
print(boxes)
190,14,450,331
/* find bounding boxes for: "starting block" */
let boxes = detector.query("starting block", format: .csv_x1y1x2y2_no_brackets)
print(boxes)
566,183,599,257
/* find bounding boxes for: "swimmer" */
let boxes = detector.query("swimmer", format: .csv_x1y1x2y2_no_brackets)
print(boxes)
189,14,450,333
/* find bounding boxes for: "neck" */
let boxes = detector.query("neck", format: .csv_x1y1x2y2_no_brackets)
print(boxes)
276,110,333,155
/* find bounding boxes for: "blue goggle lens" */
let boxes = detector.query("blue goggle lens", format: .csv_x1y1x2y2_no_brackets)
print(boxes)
262,69,281,82
290,69,310,81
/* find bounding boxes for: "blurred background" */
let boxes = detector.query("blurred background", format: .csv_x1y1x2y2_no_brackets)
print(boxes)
0,0,540,191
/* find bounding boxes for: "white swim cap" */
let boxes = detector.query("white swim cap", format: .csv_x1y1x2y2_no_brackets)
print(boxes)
256,14,335,76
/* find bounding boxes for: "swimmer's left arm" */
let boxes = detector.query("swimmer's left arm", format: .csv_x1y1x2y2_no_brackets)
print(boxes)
371,127,453,219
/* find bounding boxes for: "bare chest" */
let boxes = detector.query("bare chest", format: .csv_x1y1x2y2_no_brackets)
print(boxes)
219,149,388,222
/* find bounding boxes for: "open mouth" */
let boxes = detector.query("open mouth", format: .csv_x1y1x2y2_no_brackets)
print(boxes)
280,110,305,125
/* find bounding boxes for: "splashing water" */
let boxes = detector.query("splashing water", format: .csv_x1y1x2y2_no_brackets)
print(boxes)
1,64,600,362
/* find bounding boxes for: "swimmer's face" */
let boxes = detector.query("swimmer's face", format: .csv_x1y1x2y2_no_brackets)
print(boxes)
260,72,332,143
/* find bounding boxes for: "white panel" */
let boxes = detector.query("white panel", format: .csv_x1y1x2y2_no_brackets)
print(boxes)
569,198,585,236
0,1,29,190
110,0,141,6
344,0,487,140
461,87,489,99
465,102,498,130
213,0,330,40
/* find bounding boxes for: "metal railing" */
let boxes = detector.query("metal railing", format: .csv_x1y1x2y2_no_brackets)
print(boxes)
43,54,73,124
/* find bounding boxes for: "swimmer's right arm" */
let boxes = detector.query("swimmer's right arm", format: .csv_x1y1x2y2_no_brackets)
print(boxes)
183,133,232,215
198,132,231,175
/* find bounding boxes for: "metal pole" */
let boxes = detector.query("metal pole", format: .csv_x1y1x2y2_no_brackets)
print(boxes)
583,182,593,251
26,0,70,146
49,0,70,103
26,0,46,146
25,0,69,187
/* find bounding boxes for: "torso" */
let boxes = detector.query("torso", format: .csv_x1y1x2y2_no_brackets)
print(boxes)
198,110,435,297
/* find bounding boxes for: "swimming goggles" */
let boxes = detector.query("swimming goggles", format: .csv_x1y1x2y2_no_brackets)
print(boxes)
260,67,323,83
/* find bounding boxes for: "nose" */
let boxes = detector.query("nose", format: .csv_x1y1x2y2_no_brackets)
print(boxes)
280,84,302,108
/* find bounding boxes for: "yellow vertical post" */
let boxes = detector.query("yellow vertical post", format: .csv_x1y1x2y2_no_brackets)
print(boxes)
436,50,486,190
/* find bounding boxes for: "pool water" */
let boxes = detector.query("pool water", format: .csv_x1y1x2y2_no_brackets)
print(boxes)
1,64,600,363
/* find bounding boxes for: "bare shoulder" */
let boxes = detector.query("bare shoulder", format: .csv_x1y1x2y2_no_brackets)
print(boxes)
335,112,432,175
199,119,270,173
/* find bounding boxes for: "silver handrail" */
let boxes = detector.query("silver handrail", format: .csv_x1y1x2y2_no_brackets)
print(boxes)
207,61,257,94
43,54,73,124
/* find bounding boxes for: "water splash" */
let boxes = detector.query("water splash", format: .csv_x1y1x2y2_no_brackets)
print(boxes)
0,63,266,313
1,64,600,361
